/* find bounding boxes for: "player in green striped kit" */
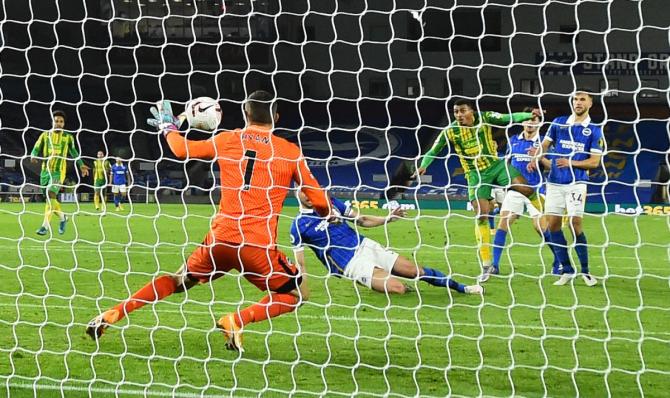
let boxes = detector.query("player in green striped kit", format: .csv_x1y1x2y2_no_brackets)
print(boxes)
414,100,543,277
93,151,112,211
30,110,90,235
93,151,111,211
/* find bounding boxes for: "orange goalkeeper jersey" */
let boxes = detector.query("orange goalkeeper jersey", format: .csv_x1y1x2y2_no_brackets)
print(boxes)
166,126,330,247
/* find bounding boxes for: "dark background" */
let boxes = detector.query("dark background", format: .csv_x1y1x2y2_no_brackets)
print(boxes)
1,0,668,203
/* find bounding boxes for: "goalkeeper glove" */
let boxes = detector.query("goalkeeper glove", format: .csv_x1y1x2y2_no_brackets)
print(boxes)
147,100,182,135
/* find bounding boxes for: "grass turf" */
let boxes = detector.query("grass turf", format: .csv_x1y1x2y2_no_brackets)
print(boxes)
0,203,668,397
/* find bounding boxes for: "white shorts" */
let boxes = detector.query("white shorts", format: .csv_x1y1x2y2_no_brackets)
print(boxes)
500,189,542,218
545,183,587,217
492,188,506,205
111,184,127,194
343,238,400,289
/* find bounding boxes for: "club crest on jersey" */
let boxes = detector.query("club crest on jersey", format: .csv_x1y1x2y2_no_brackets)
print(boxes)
532,141,540,148
582,128,591,136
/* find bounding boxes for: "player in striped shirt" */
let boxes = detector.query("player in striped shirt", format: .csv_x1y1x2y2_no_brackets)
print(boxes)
93,150,111,211
291,192,483,295
87,91,333,353
414,100,543,278
528,90,603,287
30,110,90,235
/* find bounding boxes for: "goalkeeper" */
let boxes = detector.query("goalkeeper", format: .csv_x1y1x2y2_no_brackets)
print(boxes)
413,100,543,277
87,92,333,353
31,110,90,235
291,191,483,295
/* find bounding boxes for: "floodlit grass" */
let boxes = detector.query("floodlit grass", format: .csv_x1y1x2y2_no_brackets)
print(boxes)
0,202,668,397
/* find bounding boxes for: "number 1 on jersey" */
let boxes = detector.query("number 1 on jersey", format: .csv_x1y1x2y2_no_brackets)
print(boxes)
242,150,257,191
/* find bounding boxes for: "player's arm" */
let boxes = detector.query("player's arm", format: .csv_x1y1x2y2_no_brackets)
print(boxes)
67,135,90,176
30,132,45,163
558,126,604,170
414,129,448,177
349,206,407,228
165,132,217,160
483,111,532,126
294,158,331,217
290,223,310,301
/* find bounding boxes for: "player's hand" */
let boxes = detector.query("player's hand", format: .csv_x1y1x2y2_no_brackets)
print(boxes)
410,167,426,179
527,161,537,173
389,207,407,221
555,158,570,168
526,147,538,157
531,108,545,120
80,165,90,177
147,100,181,135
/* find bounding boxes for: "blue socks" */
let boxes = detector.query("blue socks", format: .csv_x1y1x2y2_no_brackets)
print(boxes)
575,233,590,274
421,267,465,293
492,229,507,270
543,230,562,272
114,195,120,207
488,207,500,229
548,230,575,274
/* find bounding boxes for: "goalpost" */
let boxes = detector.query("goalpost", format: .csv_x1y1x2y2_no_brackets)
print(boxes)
2,0,669,397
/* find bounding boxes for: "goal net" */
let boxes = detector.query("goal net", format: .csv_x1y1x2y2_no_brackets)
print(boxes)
1,0,669,396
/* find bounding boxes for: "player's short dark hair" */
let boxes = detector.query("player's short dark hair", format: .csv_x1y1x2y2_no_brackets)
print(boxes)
453,99,475,110
52,110,66,121
574,87,594,98
244,90,277,124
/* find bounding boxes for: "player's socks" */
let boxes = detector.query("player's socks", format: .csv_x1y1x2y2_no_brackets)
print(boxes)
476,219,492,266
492,229,507,270
548,230,574,274
420,267,465,292
233,293,299,327
94,194,100,210
542,230,562,274
52,199,65,222
488,208,498,230
575,233,590,274
108,275,178,324
114,195,120,208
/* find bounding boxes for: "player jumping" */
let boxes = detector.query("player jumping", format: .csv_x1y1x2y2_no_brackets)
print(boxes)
86,91,333,353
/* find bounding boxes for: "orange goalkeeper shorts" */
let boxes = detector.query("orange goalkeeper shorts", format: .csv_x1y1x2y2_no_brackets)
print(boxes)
186,232,301,293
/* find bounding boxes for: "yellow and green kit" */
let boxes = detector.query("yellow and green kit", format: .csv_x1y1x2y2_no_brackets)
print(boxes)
93,158,111,188
419,111,534,201
31,130,84,195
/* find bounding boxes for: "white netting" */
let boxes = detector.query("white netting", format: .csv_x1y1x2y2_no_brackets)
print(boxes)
1,0,669,396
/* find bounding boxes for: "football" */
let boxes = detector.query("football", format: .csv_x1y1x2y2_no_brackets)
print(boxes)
185,97,222,131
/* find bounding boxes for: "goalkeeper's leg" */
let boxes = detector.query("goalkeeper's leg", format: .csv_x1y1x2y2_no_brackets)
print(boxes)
86,265,197,340
219,246,304,353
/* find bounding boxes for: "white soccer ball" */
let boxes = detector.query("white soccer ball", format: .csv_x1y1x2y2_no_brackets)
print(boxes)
185,97,222,131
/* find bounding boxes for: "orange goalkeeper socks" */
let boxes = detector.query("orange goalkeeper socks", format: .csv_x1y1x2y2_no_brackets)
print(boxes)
107,275,178,324
234,293,299,327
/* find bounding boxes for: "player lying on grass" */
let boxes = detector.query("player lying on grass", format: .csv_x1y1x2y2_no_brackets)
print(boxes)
291,191,483,295
87,91,334,352
480,108,561,282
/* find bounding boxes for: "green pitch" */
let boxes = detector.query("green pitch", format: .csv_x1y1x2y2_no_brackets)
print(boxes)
0,203,668,397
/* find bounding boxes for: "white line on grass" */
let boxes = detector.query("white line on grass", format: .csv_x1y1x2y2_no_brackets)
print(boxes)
4,381,248,398
1,302,669,338
1,244,668,270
